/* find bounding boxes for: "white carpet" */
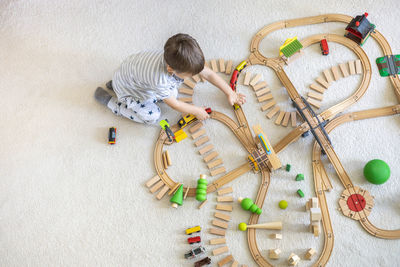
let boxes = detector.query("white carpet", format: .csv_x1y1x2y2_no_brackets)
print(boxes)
1,1,400,266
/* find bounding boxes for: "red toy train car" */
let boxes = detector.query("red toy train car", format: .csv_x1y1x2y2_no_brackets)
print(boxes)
320,39,329,55
188,236,201,244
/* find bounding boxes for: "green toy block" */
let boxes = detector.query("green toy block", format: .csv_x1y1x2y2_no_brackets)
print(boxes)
285,164,291,172
295,173,304,181
297,189,304,198
195,175,208,202
170,185,184,208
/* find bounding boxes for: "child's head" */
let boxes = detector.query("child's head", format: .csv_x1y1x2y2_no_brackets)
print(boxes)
164,33,204,78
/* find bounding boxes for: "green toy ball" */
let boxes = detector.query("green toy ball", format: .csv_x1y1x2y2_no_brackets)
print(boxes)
238,222,247,231
363,159,390,185
279,200,288,209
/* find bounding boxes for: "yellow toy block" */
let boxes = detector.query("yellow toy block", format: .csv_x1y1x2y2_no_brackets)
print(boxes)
174,129,187,143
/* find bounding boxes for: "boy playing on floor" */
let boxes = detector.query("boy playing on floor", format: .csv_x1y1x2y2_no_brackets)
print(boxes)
94,33,246,124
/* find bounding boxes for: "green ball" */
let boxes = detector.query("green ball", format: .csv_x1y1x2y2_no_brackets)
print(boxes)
279,200,288,209
363,159,390,185
238,223,247,231
241,198,253,210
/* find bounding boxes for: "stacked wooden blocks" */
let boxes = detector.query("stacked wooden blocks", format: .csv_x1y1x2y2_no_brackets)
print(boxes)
306,197,321,236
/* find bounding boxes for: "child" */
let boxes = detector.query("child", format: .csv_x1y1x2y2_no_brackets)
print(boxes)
94,33,246,124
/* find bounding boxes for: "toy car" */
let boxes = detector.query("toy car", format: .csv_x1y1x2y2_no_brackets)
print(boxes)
184,246,206,259
108,127,116,144
188,236,201,244
320,39,329,55
177,108,213,128
195,257,211,267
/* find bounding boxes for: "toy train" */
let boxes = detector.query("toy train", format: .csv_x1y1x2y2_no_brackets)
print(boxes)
185,225,201,235
108,127,116,144
184,246,206,259
320,39,329,55
229,60,247,110
177,108,212,129
188,236,201,244
258,133,271,155
195,257,211,267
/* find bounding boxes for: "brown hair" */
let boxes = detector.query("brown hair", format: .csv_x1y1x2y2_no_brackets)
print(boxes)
164,33,205,75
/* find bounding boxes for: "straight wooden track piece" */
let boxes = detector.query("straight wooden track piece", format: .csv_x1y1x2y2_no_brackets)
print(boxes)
210,237,226,245
255,88,270,97
266,106,280,119
258,93,273,102
290,111,297,127
275,111,285,125
348,60,356,75
212,219,228,229
339,63,349,77
178,87,194,95
310,83,325,93
225,60,233,74
316,76,329,89
162,152,168,169
184,186,190,200
189,122,203,133
150,180,165,193
307,98,321,109
217,187,233,196
198,199,208,209
192,74,201,83
282,112,291,127
243,72,252,85
210,166,226,176
217,196,233,202
261,100,276,111
219,59,225,73
213,246,229,256
211,59,218,72
168,182,181,195
232,261,238,267
199,144,214,155
252,81,268,91
178,97,192,103
210,228,226,236
156,185,170,200
207,158,223,169
165,150,171,166
191,128,206,139
331,66,341,81
214,212,231,221
194,136,210,147
355,59,362,74
323,69,334,84
216,204,233,212
184,78,196,89
145,175,160,188
308,91,323,101
249,74,261,86
203,151,218,163
218,255,233,267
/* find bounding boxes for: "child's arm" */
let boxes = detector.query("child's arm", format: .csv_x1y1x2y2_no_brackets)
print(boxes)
199,66,246,106
164,97,210,120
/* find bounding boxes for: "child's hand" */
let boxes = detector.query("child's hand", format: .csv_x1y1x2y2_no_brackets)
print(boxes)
228,91,246,106
193,107,210,121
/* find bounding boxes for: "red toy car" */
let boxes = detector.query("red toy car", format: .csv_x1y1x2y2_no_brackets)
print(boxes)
188,236,201,244
320,39,329,55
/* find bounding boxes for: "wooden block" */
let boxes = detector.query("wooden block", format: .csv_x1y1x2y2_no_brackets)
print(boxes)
210,237,226,245
219,59,225,73
243,72,252,85
261,100,276,111
207,158,223,169
291,111,297,127
308,91,323,101
252,81,268,91
312,222,320,236
211,59,218,72
213,246,229,256
217,187,233,196
199,144,214,155
218,255,233,267
310,207,322,221
145,175,160,188
305,248,316,260
288,253,300,266
225,60,233,74
339,63,349,77
310,83,325,93
168,182,181,195
348,60,356,75
316,76,329,89
282,112,290,127
162,152,168,169
203,151,218,163
269,248,281,259
178,87,194,95
165,150,171,166
156,185,169,200
270,233,282,239
355,59,362,74
217,196,233,202
266,106,280,119
255,87,270,97
184,186,190,200
210,166,226,176
323,69,333,84
198,199,208,209
231,261,238,267
149,180,164,193
184,78,196,89
212,219,228,229
258,93,273,102
307,98,321,109
249,74,261,86
178,97,192,103
191,128,206,139
210,228,226,236
331,66,341,81
194,136,210,147
192,74,201,83
275,111,285,125
216,204,233,212
311,197,319,208
189,122,203,133
214,212,231,221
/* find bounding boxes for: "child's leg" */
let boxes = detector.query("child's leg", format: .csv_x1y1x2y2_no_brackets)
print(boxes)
107,97,160,124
